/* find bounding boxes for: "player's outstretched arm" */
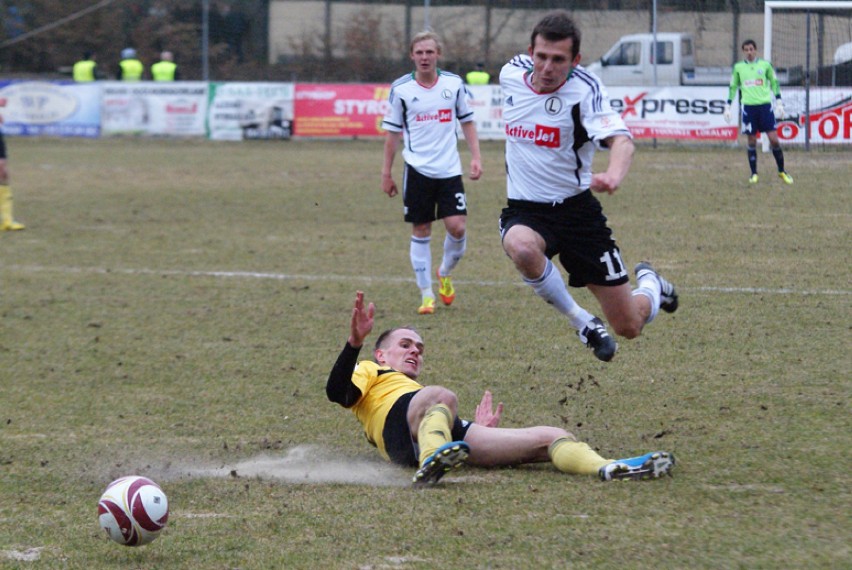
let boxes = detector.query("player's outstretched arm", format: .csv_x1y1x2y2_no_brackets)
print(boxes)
590,135,634,195
328,292,371,407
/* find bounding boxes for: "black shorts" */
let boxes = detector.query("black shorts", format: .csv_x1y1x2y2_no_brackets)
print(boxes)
742,103,777,134
402,164,467,224
499,191,630,287
0,132,6,159
383,390,472,467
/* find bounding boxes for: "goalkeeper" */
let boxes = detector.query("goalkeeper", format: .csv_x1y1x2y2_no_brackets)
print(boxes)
724,39,794,186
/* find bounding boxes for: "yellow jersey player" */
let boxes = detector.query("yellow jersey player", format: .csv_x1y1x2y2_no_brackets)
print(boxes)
0,127,24,231
326,291,675,485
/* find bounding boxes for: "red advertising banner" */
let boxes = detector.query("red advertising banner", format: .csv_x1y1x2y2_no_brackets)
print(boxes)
294,83,390,137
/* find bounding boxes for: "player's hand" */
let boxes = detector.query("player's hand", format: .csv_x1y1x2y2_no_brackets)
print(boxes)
382,174,398,197
774,101,785,119
590,172,621,195
474,390,503,428
723,103,732,123
348,291,375,348
469,158,482,181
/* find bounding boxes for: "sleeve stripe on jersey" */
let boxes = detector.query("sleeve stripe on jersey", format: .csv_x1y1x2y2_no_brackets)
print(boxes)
508,54,532,69
390,74,414,89
573,68,604,112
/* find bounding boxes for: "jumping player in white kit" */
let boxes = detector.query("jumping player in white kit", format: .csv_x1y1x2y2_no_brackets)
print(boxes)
498,10,679,362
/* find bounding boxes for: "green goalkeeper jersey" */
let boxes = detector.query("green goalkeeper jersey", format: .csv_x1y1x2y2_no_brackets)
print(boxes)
727,58,780,106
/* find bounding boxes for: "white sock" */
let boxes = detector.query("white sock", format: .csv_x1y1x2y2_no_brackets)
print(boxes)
439,232,466,276
410,236,432,295
525,259,593,331
633,270,661,324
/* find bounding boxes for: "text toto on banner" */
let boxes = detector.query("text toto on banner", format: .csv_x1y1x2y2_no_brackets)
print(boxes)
775,88,852,144
294,84,390,137
101,82,208,136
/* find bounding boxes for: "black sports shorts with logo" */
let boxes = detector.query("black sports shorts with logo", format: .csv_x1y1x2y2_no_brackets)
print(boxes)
499,189,630,287
383,390,471,467
742,102,777,134
402,164,466,224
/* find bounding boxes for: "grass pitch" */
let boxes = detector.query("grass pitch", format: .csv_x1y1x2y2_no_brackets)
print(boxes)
1,137,850,569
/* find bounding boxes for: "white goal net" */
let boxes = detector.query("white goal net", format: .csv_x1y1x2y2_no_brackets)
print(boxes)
764,1,852,147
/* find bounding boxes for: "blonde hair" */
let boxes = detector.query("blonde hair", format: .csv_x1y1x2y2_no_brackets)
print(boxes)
410,31,442,55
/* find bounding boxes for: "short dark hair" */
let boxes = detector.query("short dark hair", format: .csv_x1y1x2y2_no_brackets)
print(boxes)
742,39,757,50
531,10,581,58
374,326,421,351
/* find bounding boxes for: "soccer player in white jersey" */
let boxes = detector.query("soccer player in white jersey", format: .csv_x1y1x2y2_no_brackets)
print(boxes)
498,11,679,362
381,31,482,315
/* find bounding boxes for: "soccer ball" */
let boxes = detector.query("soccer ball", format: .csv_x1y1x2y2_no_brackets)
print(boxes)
97,476,169,546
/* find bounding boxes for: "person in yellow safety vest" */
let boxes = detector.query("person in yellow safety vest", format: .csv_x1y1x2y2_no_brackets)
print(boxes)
151,51,179,81
117,48,144,81
73,51,98,82
466,62,490,85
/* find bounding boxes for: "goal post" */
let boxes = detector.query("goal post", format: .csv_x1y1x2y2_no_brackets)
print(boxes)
763,1,852,149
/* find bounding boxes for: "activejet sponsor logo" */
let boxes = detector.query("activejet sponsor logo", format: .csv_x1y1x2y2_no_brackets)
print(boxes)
611,93,727,119
505,123,560,148
415,108,453,122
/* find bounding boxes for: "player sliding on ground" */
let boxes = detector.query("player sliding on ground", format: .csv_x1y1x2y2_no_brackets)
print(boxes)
326,291,675,486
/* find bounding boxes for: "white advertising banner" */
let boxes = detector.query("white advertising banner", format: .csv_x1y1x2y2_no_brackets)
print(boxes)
208,82,294,140
0,81,101,137
606,86,735,141
101,82,208,136
466,85,505,140
465,85,852,144
465,84,735,141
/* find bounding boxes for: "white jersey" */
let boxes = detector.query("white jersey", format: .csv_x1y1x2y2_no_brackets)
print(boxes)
500,55,631,203
381,70,475,179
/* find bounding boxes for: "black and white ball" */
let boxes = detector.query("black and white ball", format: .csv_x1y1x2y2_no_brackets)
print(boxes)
98,476,169,546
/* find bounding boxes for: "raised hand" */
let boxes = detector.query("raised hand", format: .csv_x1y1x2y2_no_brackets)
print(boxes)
348,291,375,348
475,390,504,428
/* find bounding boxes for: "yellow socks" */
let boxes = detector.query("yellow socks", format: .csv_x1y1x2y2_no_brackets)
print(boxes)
548,437,611,475
0,185,24,230
417,403,453,466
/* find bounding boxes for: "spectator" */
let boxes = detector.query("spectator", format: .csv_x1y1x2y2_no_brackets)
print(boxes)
151,51,178,81
466,62,490,85
73,51,99,82
116,47,144,81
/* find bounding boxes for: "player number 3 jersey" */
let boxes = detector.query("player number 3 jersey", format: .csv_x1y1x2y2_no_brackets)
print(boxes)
500,55,631,203
381,71,475,179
